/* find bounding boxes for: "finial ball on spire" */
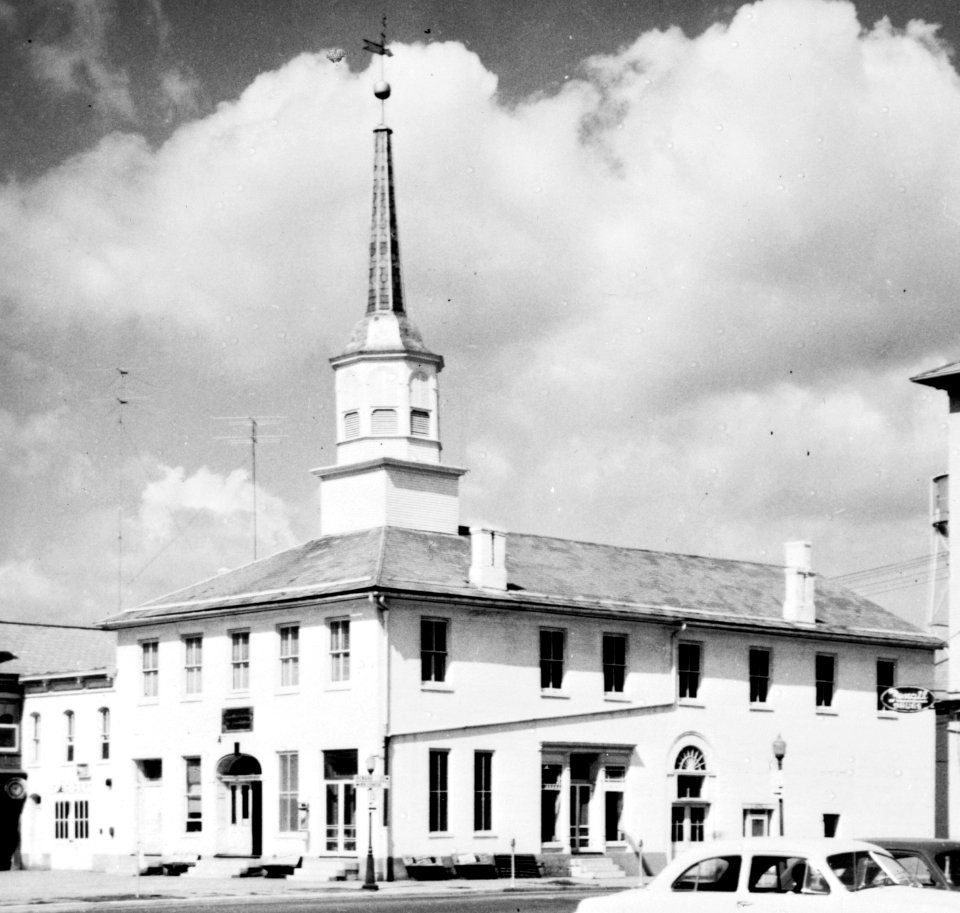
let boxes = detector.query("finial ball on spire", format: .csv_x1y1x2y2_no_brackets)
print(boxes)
374,80,391,100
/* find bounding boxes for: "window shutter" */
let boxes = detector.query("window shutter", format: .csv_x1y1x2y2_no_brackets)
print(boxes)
410,409,430,436
343,411,359,438
371,408,397,435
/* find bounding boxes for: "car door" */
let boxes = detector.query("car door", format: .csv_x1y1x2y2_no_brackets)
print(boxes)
664,854,745,912
737,853,838,913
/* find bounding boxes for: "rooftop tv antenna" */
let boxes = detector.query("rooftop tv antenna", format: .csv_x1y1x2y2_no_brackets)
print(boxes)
103,367,151,610
214,416,284,561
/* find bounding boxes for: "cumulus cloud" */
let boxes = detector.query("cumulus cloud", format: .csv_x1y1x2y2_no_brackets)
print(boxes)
3,0,960,623
26,0,137,121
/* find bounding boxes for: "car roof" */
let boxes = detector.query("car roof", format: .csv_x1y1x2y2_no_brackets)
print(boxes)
668,837,887,861
864,838,960,852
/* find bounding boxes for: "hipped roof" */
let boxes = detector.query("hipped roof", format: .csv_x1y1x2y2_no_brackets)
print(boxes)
101,527,936,649
0,622,116,677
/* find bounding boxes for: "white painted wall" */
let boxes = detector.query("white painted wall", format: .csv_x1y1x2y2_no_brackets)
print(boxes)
20,682,117,871
27,596,934,876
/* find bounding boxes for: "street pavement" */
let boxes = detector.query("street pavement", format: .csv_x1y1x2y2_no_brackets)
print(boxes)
0,869,625,912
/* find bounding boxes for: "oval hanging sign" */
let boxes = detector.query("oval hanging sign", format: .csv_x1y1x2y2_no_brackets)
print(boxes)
880,686,936,713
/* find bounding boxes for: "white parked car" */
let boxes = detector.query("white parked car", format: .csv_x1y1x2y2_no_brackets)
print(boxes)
575,838,960,912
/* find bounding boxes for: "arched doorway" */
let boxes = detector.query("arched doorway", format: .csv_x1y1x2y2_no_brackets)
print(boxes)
216,753,262,857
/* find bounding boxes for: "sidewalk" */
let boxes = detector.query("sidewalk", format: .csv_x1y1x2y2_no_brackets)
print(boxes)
0,869,620,911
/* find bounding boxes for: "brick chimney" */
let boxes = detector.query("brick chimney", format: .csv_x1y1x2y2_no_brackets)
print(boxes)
469,527,507,591
783,541,815,624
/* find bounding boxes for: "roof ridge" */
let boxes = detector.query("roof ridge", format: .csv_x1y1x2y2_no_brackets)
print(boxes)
501,529,783,570
0,620,106,631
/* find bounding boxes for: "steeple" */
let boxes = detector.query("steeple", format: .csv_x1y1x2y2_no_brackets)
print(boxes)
368,114,403,316
311,69,466,537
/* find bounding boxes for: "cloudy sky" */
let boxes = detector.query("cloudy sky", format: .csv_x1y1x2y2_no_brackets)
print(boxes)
2,0,959,627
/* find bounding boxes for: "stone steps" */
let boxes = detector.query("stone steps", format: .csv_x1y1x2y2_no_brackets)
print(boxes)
568,855,628,880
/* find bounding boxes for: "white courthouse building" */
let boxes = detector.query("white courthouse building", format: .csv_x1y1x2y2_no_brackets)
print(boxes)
15,82,942,878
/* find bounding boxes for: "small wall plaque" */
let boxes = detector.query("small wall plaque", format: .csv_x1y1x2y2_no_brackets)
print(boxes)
221,707,254,732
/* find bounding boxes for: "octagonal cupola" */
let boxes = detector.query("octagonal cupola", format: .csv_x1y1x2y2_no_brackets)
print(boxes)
312,77,465,536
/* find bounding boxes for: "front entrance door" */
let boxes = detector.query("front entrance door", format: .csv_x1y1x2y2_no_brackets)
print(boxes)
216,752,262,857
220,779,262,855
671,804,707,855
570,783,591,851
325,782,357,853
51,798,93,870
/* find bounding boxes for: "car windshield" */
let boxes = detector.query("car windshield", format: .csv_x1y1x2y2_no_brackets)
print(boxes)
826,850,917,891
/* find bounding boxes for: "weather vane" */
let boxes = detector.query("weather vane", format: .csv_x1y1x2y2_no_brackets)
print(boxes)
363,14,393,122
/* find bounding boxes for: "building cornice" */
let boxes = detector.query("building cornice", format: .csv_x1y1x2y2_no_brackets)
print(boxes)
310,456,467,482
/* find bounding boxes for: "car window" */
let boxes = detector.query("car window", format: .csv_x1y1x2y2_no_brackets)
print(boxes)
935,850,960,888
748,855,830,894
893,851,938,887
827,850,915,891
672,856,742,892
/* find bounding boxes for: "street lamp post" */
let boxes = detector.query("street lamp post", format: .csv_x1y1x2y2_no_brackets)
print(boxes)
362,755,379,891
772,734,787,837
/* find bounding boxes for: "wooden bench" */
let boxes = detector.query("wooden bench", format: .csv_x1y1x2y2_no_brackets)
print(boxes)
160,853,200,876
261,855,303,878
402,855,454,880
453,852,499,879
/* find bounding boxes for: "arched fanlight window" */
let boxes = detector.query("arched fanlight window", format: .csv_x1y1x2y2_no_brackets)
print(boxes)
675,746,706,799
675,747,706,771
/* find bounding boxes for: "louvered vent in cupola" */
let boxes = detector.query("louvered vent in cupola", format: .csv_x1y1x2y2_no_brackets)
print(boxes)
410,409,430,437
371,408,397,435
343,411,359,439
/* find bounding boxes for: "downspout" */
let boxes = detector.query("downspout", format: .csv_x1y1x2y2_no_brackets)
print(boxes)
666,620,687,864
670,621,687,706
376,594,393,879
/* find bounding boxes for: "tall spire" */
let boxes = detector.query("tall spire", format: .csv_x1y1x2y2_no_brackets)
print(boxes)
311,38,467,536
367,118,404,315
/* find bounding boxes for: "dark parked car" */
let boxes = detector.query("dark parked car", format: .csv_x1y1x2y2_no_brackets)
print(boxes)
864,839,960,890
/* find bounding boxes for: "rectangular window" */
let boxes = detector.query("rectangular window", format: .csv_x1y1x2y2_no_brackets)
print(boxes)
142,641,159,698
54,800,70,839
0,722,17,752
421,618,448,683
540,629,565,690
279,751,299,832
330,619,350,683
605,766,626,842
474,751,493,832
749,648,771,703
678,642,701,700
73,800,89,840
64,711,74,762
816,653,836,707
428,749,449,833
279,624,300,688
602,633,627,694
743,808,772,837
876,658,896,711
184,635,202,695
100,708,110,760
541,764,562,842
185,757,202,832
231,632,250,691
